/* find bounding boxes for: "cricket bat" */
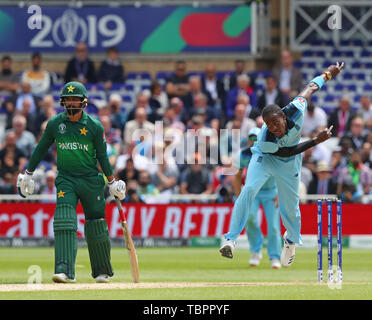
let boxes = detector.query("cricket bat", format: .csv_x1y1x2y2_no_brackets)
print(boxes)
115,198,139,283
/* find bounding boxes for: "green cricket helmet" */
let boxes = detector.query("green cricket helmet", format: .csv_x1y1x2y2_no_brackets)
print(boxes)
60,81,88,116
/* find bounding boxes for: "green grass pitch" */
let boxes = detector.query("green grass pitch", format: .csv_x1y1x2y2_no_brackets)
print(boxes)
0,247,371,300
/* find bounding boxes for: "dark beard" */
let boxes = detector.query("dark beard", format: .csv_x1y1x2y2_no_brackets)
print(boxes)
66,106,81,116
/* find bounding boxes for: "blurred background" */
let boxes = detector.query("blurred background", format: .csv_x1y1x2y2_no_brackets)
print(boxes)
0,0,371,245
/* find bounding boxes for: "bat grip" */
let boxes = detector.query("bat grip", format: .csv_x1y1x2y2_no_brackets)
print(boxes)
115,197,127,222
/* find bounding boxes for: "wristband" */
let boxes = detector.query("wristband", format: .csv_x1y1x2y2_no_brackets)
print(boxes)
310,76,325,89
25,169,33,176
323,71,332,80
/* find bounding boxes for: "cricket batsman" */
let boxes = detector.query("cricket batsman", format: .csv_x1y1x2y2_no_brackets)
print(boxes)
16,81,126,283
220,62,343,267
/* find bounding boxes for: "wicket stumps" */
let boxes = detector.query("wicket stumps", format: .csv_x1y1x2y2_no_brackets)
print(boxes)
317,199,342,284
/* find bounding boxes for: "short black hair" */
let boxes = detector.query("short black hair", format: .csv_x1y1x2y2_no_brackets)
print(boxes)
2,55,11,62
32,52,41,59
262,104,284,119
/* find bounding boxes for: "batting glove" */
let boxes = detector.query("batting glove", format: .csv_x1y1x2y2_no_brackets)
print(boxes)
108,179,126,201
16,170,35,198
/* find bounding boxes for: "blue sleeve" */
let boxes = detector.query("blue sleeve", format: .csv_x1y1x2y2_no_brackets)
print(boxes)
291,96,308,114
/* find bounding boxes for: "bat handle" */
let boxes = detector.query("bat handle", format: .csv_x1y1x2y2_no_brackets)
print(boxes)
114,197,126,222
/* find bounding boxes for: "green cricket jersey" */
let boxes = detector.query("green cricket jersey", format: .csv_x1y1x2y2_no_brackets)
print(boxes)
28,111,113,177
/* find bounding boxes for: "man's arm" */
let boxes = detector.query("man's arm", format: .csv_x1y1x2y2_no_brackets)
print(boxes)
298,61,344,103
271,126,333,157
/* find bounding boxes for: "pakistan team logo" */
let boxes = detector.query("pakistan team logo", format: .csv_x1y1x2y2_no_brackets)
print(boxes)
58,123,66,134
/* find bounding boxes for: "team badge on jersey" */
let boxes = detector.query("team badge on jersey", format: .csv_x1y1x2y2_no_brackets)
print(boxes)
58,123,66,134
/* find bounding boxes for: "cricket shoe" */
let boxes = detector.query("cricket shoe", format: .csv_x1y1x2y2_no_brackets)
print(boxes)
219,239,236,259
249,251,262,266
96,274,110,283
270,259,281,269
280,231,296,267
52,273,76,283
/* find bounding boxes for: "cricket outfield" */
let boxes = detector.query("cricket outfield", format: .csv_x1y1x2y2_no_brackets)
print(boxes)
0,247,371,300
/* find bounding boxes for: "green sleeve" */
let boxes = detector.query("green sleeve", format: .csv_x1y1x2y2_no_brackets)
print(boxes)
94,122,113,177
27,121,55,172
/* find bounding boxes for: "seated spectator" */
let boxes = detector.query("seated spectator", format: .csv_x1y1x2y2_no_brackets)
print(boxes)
35,94,56,131
65,42,96,83
257,75,287,111
117,157,139,184
108,94,126,132
357,95,372,125
303,102,328,137
225,74,257,120
169,97,188,125
151,152,179,194
0,55,19,93
0,131,26,178
39,170,57,203
328,96,356,137
98,47,125,90
337,149,372,196
2,115,35,158
361,141,372,168
340,182,363,203
165,60,190,99
4,81,40,130
16,98,40,136
201,63,226,115
341,116,366,150
123,180,143,203
182,75,213,111
21,53,50,97
225,103,256,141
163,107,185,133
137,170,159,197
189,93,218,130
229,59,256,90
308,161,337,195
0,172,17,194
100,115,122,155
127,92,159,123
273,50,303,98
180,153,213,195
149,80,169,116
236,93,260,120
124,107,155,149
255,115,264,128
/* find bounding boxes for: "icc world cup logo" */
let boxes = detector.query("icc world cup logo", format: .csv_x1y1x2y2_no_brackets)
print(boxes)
52,9,88,47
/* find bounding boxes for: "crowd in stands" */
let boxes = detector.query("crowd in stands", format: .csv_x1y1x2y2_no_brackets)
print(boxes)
0,43,372,203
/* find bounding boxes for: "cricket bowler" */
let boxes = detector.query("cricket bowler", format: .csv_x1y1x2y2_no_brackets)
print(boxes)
16,81,127,283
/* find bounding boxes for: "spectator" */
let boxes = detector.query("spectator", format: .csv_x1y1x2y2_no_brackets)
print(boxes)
357,95,372,124
163,107,185,133
303,102,328,137
189,93,219,130
328,96,356,137
308,161,337,195
151,152,179,194
0,171,17,194
255,115,264,128
0,131,26,178
127,93,158,123
137,170,159,197
225,103,256,141
225,74,258,120
100,115,122,155
35,94,56,131
361,141,372,168
169,97,188,124
21,53,50,97
149,80,169,116
124,107,155,149
123,180,143,203
165,60,190,99
257,75,287,111
108,94,126,132
117,157,139,184
341,116,366,150
39,170,57,203
236,93,260,120
0,55,19,93
16,97,40,136
65,42,96,83
229,59,255,90
180,153,213,195
273,50,303,98
2,115,35,158
4,81,40,130
337,149,372,196
201,63,226,114
182,75,213,111
98,47,125,90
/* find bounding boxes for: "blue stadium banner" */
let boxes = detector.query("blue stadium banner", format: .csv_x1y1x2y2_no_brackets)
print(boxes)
0,5,252,53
